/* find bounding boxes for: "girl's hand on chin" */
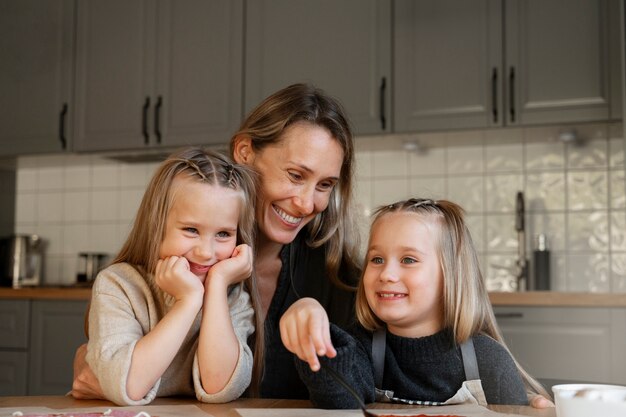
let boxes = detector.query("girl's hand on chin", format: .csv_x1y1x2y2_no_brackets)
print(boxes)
206,244,253,288
155,256,204,303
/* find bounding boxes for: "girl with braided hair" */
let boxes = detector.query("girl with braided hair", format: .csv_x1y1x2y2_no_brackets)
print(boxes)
84,147,263,405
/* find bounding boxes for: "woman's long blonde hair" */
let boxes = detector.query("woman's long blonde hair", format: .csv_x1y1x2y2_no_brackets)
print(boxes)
113,147,265,395
356,198,550,400
231,83,361,289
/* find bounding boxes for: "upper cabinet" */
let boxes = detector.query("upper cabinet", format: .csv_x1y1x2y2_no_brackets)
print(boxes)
0,0,74,156
394,0,617,132
73,0,243,152
245,0,392,135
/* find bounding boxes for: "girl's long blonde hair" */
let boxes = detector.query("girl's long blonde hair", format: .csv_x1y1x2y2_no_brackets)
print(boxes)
112,147,265,395
231,83,362,289
356,198,550,400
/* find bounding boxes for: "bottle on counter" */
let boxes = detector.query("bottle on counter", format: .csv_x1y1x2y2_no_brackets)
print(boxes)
533,234,550,291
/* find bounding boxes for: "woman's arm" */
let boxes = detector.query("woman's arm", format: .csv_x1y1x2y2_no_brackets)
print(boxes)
196,244,254,397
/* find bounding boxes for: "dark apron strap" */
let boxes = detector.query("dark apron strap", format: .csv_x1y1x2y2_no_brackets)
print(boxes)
460,337,480,381
372,327,386,388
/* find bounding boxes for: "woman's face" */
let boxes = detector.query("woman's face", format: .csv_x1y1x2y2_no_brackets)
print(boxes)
237,121,344,246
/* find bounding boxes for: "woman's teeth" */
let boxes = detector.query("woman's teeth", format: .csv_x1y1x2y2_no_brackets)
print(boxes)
274,205,301,225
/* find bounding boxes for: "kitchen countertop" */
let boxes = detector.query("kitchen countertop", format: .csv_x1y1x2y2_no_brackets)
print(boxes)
0,396,556,417
2,287,626,307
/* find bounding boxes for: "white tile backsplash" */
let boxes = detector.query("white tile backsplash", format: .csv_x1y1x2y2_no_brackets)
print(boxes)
12,121,626,292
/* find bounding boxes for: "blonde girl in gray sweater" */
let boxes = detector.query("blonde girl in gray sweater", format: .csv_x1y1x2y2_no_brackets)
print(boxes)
85,147,263,405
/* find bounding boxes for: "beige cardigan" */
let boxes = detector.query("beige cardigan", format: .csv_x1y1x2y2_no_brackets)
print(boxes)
86,263,254,406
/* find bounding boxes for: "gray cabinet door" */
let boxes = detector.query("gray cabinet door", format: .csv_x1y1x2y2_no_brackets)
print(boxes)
0,351,28,396
394,0,501,132
0,0,74,155
505,0,611,125
0,299,30,349
245,0,391,135
155,0,243,147
73,0,156,152
28,300,88,395
494,307,622,385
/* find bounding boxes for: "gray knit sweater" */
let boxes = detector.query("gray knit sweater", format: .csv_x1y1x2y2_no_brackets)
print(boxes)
295,324,528,409
86,263,255,405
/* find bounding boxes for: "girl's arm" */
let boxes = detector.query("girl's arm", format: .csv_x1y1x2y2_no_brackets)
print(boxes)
196,244,254,398
293,323,376,409
279,297,337,371
126,256,204,401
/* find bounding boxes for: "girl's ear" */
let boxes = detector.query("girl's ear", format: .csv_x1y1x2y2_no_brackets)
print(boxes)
232,135,254,165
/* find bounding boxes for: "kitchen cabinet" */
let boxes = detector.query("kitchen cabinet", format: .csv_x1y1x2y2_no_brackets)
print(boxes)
0,300,29,395
394,0,616,132
0,0,74,156
0,299,88,396
73,0,242,152
494,306,626,386
245,0,391,135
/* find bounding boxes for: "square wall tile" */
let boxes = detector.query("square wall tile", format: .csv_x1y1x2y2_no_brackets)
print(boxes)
91,163,120,189
409,177,446,200
37,167,64,192
525,140,565,170
485,174,523,213
447,145,483,174
566,253,610,292
372,178,409,207
16,168,37,192
354,179,373,217
567,170,608,210
90,190,119,222
119,163,151,188
60,255,79,286
408,147,446,176
63,191,91,222
447,176,484,213
485,254,517,292
372,150,408,177
527,212,566,251
567,138,608,169
465,214,485,253
486,213,518,252
36,224,63,255
43,255,63,286
37,192,64,223
609,136,624,169
526,172,566,211
89,223,123,254
62,223,90,255
567,211,609,252
484,129,523,172
64,165,91,190
119,188,144,222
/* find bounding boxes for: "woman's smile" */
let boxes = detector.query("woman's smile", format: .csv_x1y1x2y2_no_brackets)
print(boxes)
272,204,303,226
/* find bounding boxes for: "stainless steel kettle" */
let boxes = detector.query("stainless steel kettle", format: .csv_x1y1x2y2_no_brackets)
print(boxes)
0,234,44,288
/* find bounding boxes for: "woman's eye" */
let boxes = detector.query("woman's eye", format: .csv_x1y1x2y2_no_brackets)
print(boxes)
317,181,336,191
370,256,384,265
288,171,303,181
401,257,417,264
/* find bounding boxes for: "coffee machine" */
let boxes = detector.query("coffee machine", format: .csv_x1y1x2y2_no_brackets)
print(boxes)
0,234,44,288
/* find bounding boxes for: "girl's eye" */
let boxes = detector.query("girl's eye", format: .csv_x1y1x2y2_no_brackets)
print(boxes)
184,227,199,235
216,231,232,238
370,256,384,265
401,257,417,264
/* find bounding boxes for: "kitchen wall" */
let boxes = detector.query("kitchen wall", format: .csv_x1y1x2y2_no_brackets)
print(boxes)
13,121,626,292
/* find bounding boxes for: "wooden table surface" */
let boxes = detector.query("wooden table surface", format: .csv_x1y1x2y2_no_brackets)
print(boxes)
0,396,556,417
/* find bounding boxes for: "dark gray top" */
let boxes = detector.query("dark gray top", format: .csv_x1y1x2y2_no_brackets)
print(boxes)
295,324,529,408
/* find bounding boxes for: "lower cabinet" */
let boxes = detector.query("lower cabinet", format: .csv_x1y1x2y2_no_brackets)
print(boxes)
494,306,626,386
0,299,88,395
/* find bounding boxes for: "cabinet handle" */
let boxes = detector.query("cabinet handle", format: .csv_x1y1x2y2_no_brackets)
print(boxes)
379,77,386,130
142,97,151,144
491,68,498,123
155,95,163,144
495,312,524,319
509,66,516,123
59,103,68,150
